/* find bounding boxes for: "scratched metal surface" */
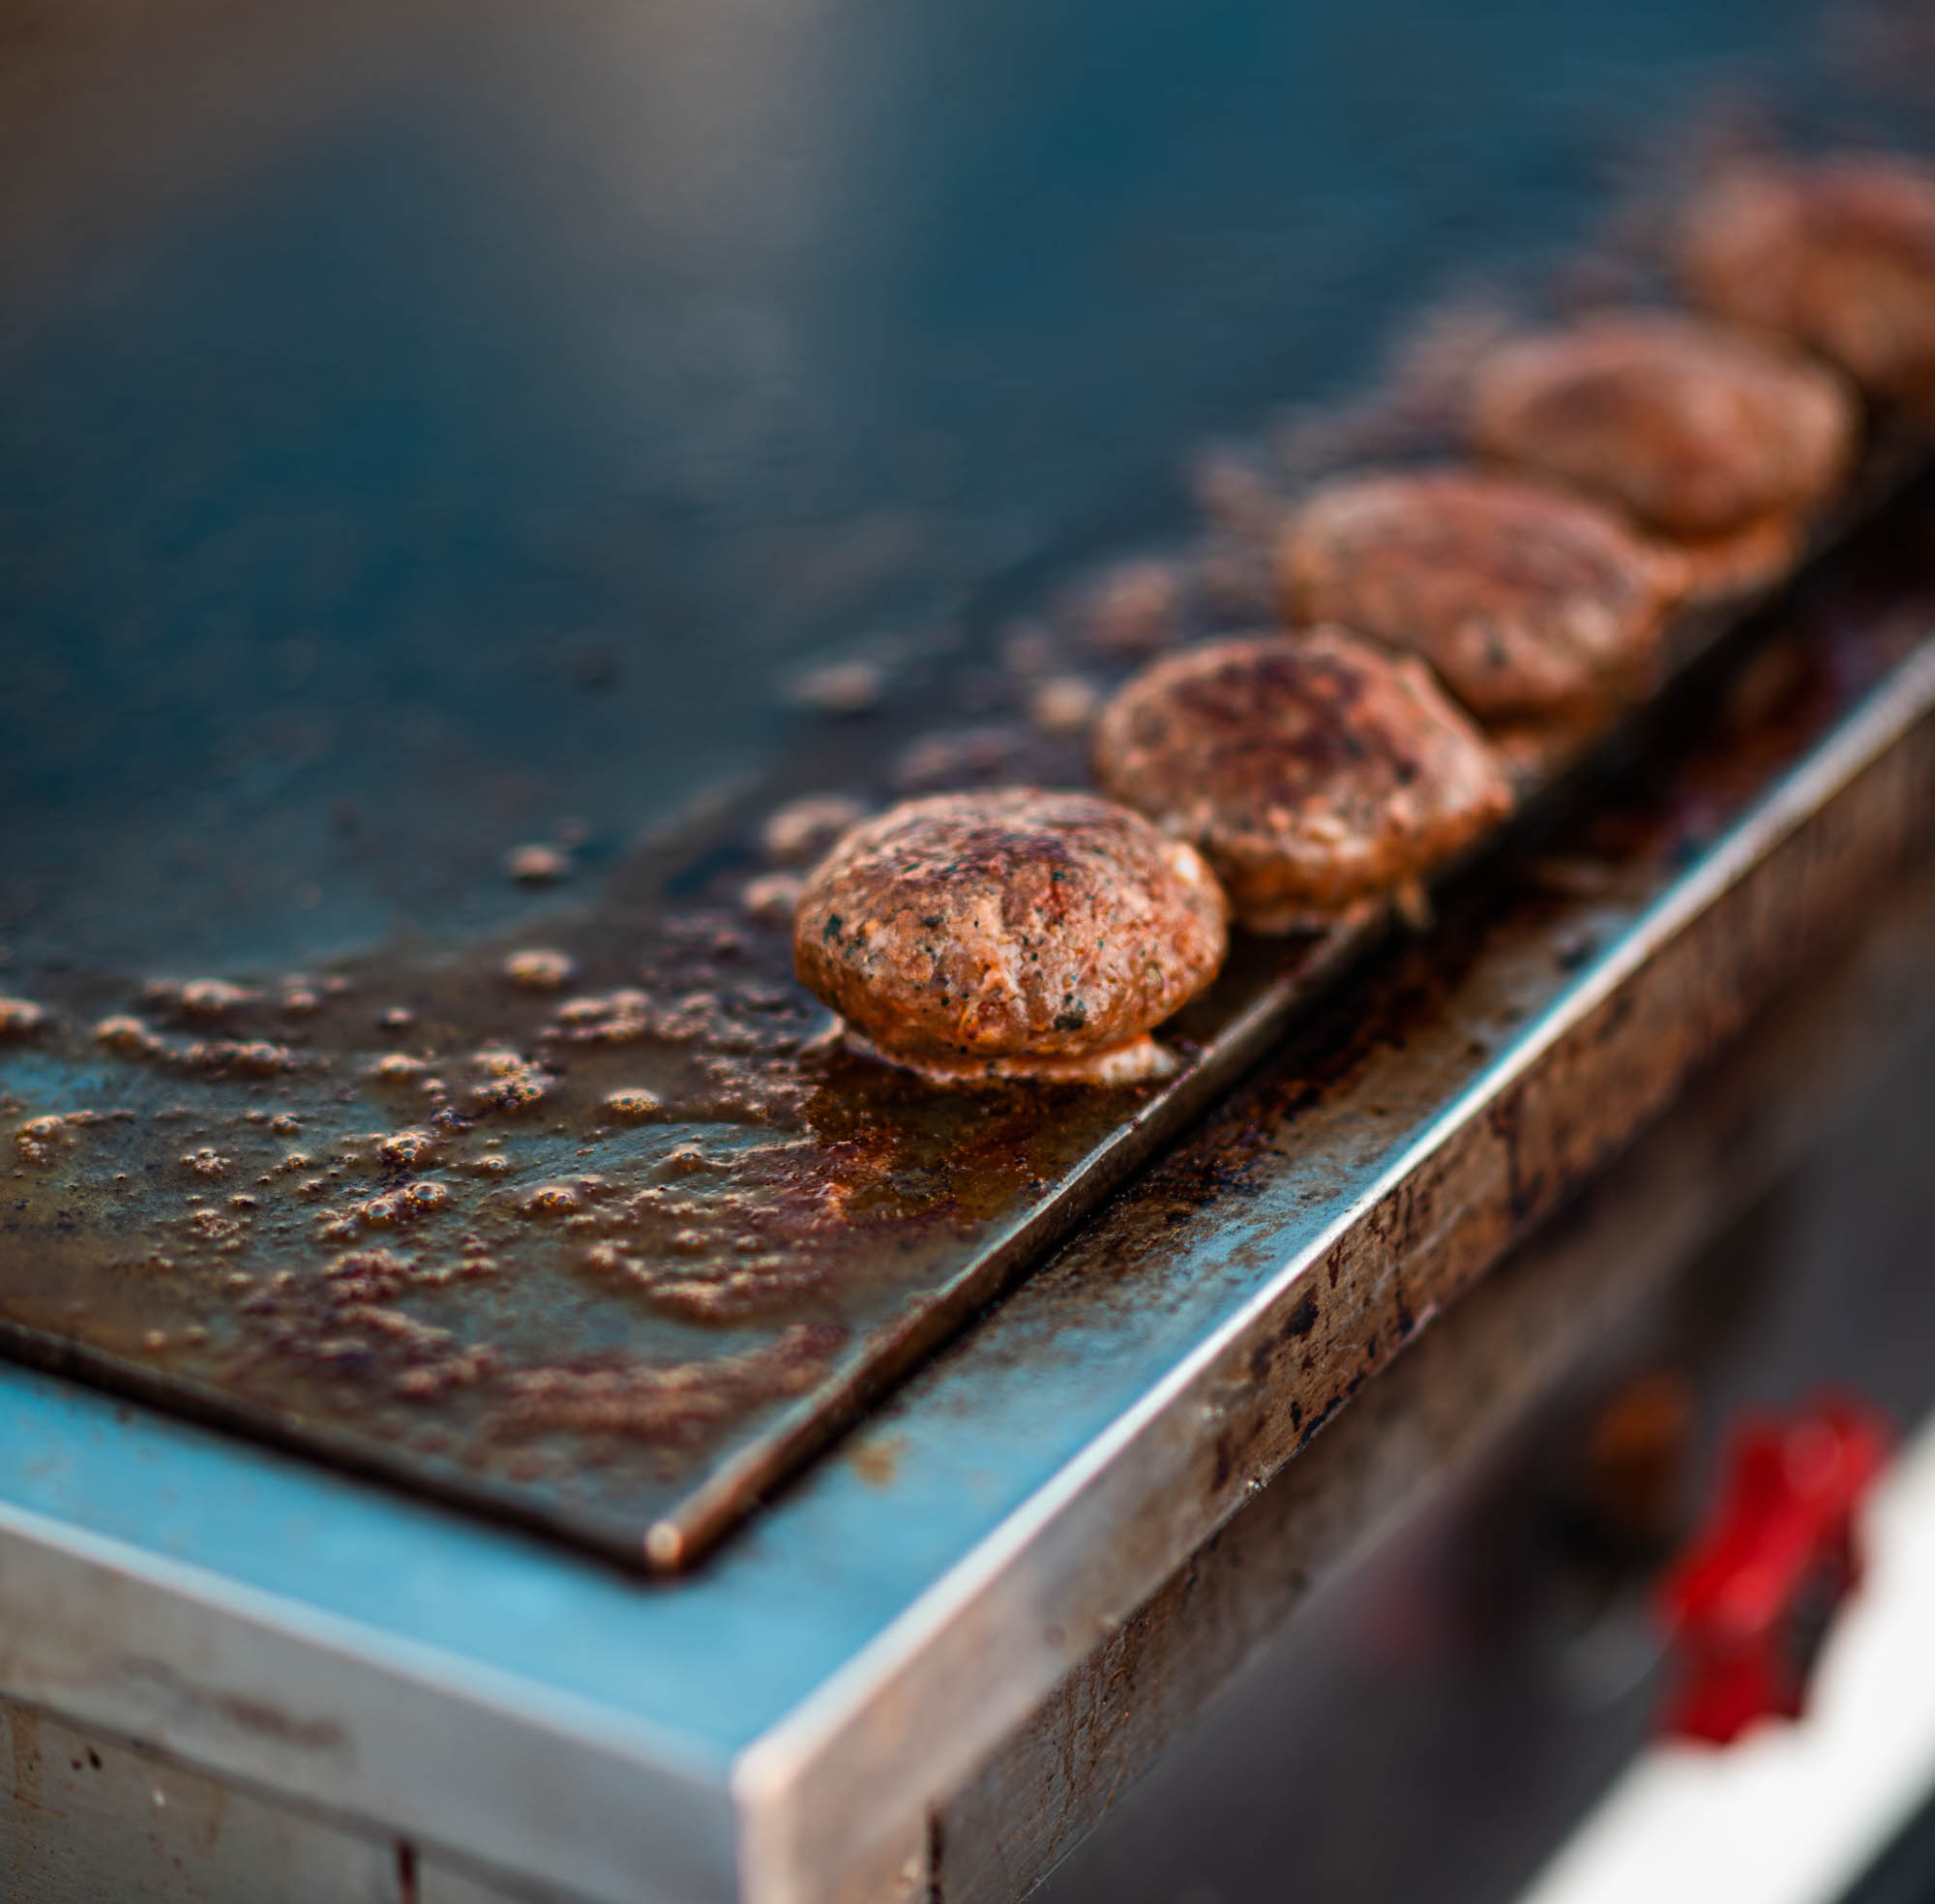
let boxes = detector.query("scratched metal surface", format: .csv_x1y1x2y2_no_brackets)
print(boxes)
5,0,1933,1570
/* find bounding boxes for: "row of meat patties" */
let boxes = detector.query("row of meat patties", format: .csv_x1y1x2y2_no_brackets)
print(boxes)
790,154,1935,1086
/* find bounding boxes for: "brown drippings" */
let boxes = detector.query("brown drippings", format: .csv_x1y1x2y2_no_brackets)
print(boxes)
1079,559,1184,656
497,1324,847,1442
741,872,805,927
789,660,886,716
761,794,869,865
505,844,571,884
1027,675,1102,735
504,949,576,991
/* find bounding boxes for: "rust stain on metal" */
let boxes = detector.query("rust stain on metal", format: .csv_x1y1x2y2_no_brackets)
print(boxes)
848,1435,908,1489
10,1704,42,1815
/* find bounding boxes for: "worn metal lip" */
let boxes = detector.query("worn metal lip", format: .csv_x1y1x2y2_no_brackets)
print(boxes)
0,1491,722,1785
729,635,1935,1888
0,1436,743,1904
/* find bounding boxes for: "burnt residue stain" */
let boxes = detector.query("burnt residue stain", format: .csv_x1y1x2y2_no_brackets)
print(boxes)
1283,1291,1321,1338
208,1691,347,1757
112,1657,348,1759
0,667,1247,1555
10,1705,43,1813
1296,1393,1345,1452
3,451,1931,1570
848,1434,907,1487
1210,1432,1235,1491
0,873,1148,1534
1489,1092,1542,1225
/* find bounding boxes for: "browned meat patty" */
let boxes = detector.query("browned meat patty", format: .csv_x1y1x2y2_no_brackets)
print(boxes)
793,788,1228,1085
1469,312,1856,541
1280,470,1673,722
1682,156,1935,411
1091,630,1513,933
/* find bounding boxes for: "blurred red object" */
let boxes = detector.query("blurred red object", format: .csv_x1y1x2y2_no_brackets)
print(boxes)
1655,1396,1892,1745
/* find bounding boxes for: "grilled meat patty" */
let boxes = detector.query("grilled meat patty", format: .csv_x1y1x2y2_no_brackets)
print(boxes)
1470,312,1856,542
1683,156,1935,412
1092,629,1513,933
793,788,1228,1084
1280,470,1674,722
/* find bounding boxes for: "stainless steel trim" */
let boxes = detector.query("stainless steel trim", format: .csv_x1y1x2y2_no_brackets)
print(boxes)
733,640,1935,1904
0,1501,733,1904
0,632,1928,1904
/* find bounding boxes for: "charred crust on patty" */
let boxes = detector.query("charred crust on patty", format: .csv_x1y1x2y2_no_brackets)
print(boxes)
1280,471,1673,721
1092,629,1514,934
791,788,1228,1082
1469,312,1856,547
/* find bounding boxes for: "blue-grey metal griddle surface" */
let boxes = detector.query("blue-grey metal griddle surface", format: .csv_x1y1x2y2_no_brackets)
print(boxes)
1,0,1921,1565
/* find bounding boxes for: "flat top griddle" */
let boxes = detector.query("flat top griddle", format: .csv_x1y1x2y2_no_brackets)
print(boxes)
1,474,1930,1904
0,453,1922,1573
5,0,1933,1574
8,9,1935,1901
